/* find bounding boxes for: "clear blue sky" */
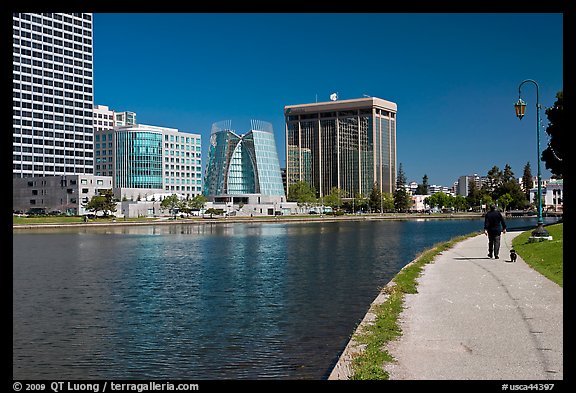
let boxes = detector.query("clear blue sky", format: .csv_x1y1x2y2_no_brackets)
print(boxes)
92,13,563,187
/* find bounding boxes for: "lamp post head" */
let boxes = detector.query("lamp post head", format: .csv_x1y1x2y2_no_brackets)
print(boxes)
514,98,527,120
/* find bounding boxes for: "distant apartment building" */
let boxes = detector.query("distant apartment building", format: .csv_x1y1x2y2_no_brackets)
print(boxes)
456,174,482,196
93,104,136,132
285,97,397,198
13,12,95,179
93,124,202,201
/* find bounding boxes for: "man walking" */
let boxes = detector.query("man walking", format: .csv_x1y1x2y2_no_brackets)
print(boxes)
484,204,507,259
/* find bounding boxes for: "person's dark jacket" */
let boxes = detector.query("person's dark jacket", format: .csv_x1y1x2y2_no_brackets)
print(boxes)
484,208,506,236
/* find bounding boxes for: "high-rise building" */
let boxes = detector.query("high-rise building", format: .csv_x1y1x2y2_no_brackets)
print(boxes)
284,97,397,198
13,13,94,178
204,120,285,199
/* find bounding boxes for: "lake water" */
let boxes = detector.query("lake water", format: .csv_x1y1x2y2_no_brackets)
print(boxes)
13,217,557,380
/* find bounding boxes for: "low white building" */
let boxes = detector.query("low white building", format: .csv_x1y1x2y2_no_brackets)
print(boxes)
410,195,429,212
530,179,563,212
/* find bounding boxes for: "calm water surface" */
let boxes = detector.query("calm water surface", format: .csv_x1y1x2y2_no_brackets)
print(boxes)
13,217,555,379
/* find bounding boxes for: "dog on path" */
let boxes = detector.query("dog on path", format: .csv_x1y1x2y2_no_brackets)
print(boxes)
510,248,517,262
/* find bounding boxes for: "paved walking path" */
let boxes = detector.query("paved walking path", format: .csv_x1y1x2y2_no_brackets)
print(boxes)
384,230,563,380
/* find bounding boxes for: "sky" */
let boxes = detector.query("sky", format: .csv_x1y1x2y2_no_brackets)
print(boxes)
92,13,563,187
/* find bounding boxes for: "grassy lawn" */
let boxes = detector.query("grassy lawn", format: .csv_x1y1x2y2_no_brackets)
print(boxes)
512,222,563,287
12,215,159,225
13,215,85,224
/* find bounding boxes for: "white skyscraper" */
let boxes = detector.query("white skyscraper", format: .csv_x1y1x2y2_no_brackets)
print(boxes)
12,13,94,178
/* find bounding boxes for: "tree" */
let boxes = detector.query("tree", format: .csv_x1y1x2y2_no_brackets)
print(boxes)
324,187,343,210
189,194,208,210
466,178,483,211
425,192,451,211
382,192,395,212
353,192,368,213
84,189,117,217
498,193,513,213
484,166,502,193
369,183,382,212
161,194,181,218
204,208,225,218
288,181,317,212
541,91,564,177
393,163,411,211
521,162,533,201
415,174,429,195
453,195,468,212
493,164,527,210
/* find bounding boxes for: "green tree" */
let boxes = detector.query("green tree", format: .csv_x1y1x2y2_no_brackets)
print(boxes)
453,195,468,212
189,194,208,210
521,162,533,201
204,208,225,218
161,194,181,218
288,181,317,211
353,192,368,213
425,192,451,211
393,163,411,211
466,178,480,210
498,193,513,213
369,183,382,212
415,174,429,195
541,91,564,177
493,164,527,210
484,166,502,193
84,189,117,217
324,187,344,210
382,192,395,212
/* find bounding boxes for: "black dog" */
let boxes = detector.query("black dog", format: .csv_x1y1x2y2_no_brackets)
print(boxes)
510,248,517,262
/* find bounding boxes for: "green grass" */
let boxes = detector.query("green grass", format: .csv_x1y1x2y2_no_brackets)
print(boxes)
512,222,563,287
12,215,158,225
13,215,84,224
350,231,480,380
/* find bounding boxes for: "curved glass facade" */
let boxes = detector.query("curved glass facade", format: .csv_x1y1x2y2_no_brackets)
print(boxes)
115,130,163,189
204,122,285,197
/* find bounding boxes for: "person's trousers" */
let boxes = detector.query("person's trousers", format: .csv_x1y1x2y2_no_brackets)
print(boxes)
488,234,501,258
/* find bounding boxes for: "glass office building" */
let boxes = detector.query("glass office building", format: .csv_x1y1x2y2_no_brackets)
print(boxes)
285,97,397,198
114,128,163,189
94,124,202,199
204,120,285,198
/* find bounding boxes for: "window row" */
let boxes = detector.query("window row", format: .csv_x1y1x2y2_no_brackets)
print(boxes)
14,164,93,174
14,92,92,103
14,13,92,23
14,55,92,70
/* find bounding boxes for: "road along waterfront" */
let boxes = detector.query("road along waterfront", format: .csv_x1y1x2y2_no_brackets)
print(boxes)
13,216,558,379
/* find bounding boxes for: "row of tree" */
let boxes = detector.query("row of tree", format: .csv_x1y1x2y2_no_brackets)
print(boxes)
287,164,413,213
287,160,544,213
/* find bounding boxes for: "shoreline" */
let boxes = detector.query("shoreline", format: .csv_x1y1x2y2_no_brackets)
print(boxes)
13,212,484,230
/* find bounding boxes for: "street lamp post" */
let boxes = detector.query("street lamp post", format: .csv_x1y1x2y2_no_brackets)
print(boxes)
514,79,549,238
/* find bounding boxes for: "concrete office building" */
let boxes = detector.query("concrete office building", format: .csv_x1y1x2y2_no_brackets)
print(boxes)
93,124,202,201
13,13,94,178
204,120,296,216
13,174,113,215
285,96,397,198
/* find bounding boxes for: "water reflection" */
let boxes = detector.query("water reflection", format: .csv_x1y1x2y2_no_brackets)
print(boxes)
13,217,559,379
